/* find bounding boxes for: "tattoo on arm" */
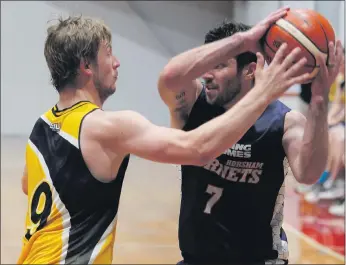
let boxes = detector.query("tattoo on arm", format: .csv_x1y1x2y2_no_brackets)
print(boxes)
174,92,187,111
173,91,189,120
175,91,186,100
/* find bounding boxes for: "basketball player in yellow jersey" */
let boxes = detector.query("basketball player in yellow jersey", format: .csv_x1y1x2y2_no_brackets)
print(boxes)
18,10,318,264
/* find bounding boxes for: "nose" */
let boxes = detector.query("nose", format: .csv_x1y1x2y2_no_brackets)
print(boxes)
113,56,120,69
202,71,214,83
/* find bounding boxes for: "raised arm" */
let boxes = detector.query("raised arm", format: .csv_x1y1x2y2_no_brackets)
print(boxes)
283,40,344,184
87,45,310,167
158,7,291,128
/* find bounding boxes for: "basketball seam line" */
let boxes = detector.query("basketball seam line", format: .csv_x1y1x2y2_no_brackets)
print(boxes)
263,39,317,68
274,21,317,67
290,11,310,26
308,13,330,63
276,18,328,62
281,18,327,55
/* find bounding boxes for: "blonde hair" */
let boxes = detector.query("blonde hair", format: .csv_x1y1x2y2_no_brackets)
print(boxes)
44,15,112,91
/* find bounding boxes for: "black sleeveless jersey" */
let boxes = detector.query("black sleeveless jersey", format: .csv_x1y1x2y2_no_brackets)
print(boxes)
179,88,291,264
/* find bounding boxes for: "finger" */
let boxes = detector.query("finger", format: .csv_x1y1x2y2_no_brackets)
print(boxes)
327,41,336,68
265,10,288,26
270,6,290,17
284,56,307,78
271,43,288,65
277,6,290,13
333,40,343,74
281,47,302,71
316,53,328,80
256,52,265,71
287,72,311,87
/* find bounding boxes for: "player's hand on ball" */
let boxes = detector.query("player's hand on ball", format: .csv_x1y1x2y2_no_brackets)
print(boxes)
243,6,290,54
253,42,311,102
311,40,344,105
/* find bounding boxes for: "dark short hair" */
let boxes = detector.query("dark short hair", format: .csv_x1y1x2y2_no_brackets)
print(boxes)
204,20,257,69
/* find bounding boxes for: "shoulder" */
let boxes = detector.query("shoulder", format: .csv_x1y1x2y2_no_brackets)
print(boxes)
81,109,137,135
81,109,152,144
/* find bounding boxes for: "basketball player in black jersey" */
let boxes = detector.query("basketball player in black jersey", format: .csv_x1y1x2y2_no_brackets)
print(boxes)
19,10,313,263
159,9,344,265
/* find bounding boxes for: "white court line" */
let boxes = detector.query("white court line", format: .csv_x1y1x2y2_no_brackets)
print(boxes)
283,222,345,262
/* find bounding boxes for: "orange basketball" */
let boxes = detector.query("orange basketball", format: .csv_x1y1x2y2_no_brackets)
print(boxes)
263,9,335,83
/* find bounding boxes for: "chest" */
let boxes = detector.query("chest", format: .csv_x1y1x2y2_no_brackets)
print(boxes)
183,117,286,189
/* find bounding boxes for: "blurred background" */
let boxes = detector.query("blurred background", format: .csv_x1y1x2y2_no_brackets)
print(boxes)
1,1,345,264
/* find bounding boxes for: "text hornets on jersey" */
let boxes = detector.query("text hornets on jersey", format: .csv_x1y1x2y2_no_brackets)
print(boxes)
203,144,264,184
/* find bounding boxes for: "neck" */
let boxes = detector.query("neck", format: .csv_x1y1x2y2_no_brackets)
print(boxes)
57,85,103,109
223,87,249,110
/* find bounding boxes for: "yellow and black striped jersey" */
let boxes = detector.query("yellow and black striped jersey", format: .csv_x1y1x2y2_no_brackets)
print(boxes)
18,101,130,264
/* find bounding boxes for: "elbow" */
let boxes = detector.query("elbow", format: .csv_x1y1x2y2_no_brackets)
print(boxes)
159,64,181,91
22,187,28,196
191,151,213,167
183,133,217,166
187,142,214,166
22,179,28,195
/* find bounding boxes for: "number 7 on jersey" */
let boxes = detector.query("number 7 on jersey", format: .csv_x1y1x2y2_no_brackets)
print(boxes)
204,184,223,214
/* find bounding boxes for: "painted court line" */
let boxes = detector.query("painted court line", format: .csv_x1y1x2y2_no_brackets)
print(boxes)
283,222,345,262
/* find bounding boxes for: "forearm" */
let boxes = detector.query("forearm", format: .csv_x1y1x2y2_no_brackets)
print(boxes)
187,88,268,161
161,32,247,90
297,102,329,183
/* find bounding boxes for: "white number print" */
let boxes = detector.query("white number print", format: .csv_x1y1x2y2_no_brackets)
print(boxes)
204,184,223,214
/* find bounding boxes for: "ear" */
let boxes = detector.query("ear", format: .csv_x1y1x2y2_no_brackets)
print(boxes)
80,58,93,77
242,62,257,81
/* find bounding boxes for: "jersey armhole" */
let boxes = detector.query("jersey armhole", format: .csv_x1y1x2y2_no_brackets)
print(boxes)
77,108,113,184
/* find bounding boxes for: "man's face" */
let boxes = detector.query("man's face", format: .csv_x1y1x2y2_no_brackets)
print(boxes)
202,58,242,106
92,41,120,102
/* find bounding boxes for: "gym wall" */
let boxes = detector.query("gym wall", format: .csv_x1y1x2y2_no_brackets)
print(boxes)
1,1,232,136
1,1,344,136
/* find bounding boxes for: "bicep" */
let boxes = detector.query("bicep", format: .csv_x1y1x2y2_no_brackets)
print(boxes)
282,111,306,177
96,111,201,165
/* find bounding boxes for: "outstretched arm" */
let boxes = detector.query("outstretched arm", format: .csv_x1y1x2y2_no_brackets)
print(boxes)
87,45,310,170
86,90,269,166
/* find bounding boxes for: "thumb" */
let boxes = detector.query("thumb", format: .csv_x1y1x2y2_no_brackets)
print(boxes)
256,52,265,72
